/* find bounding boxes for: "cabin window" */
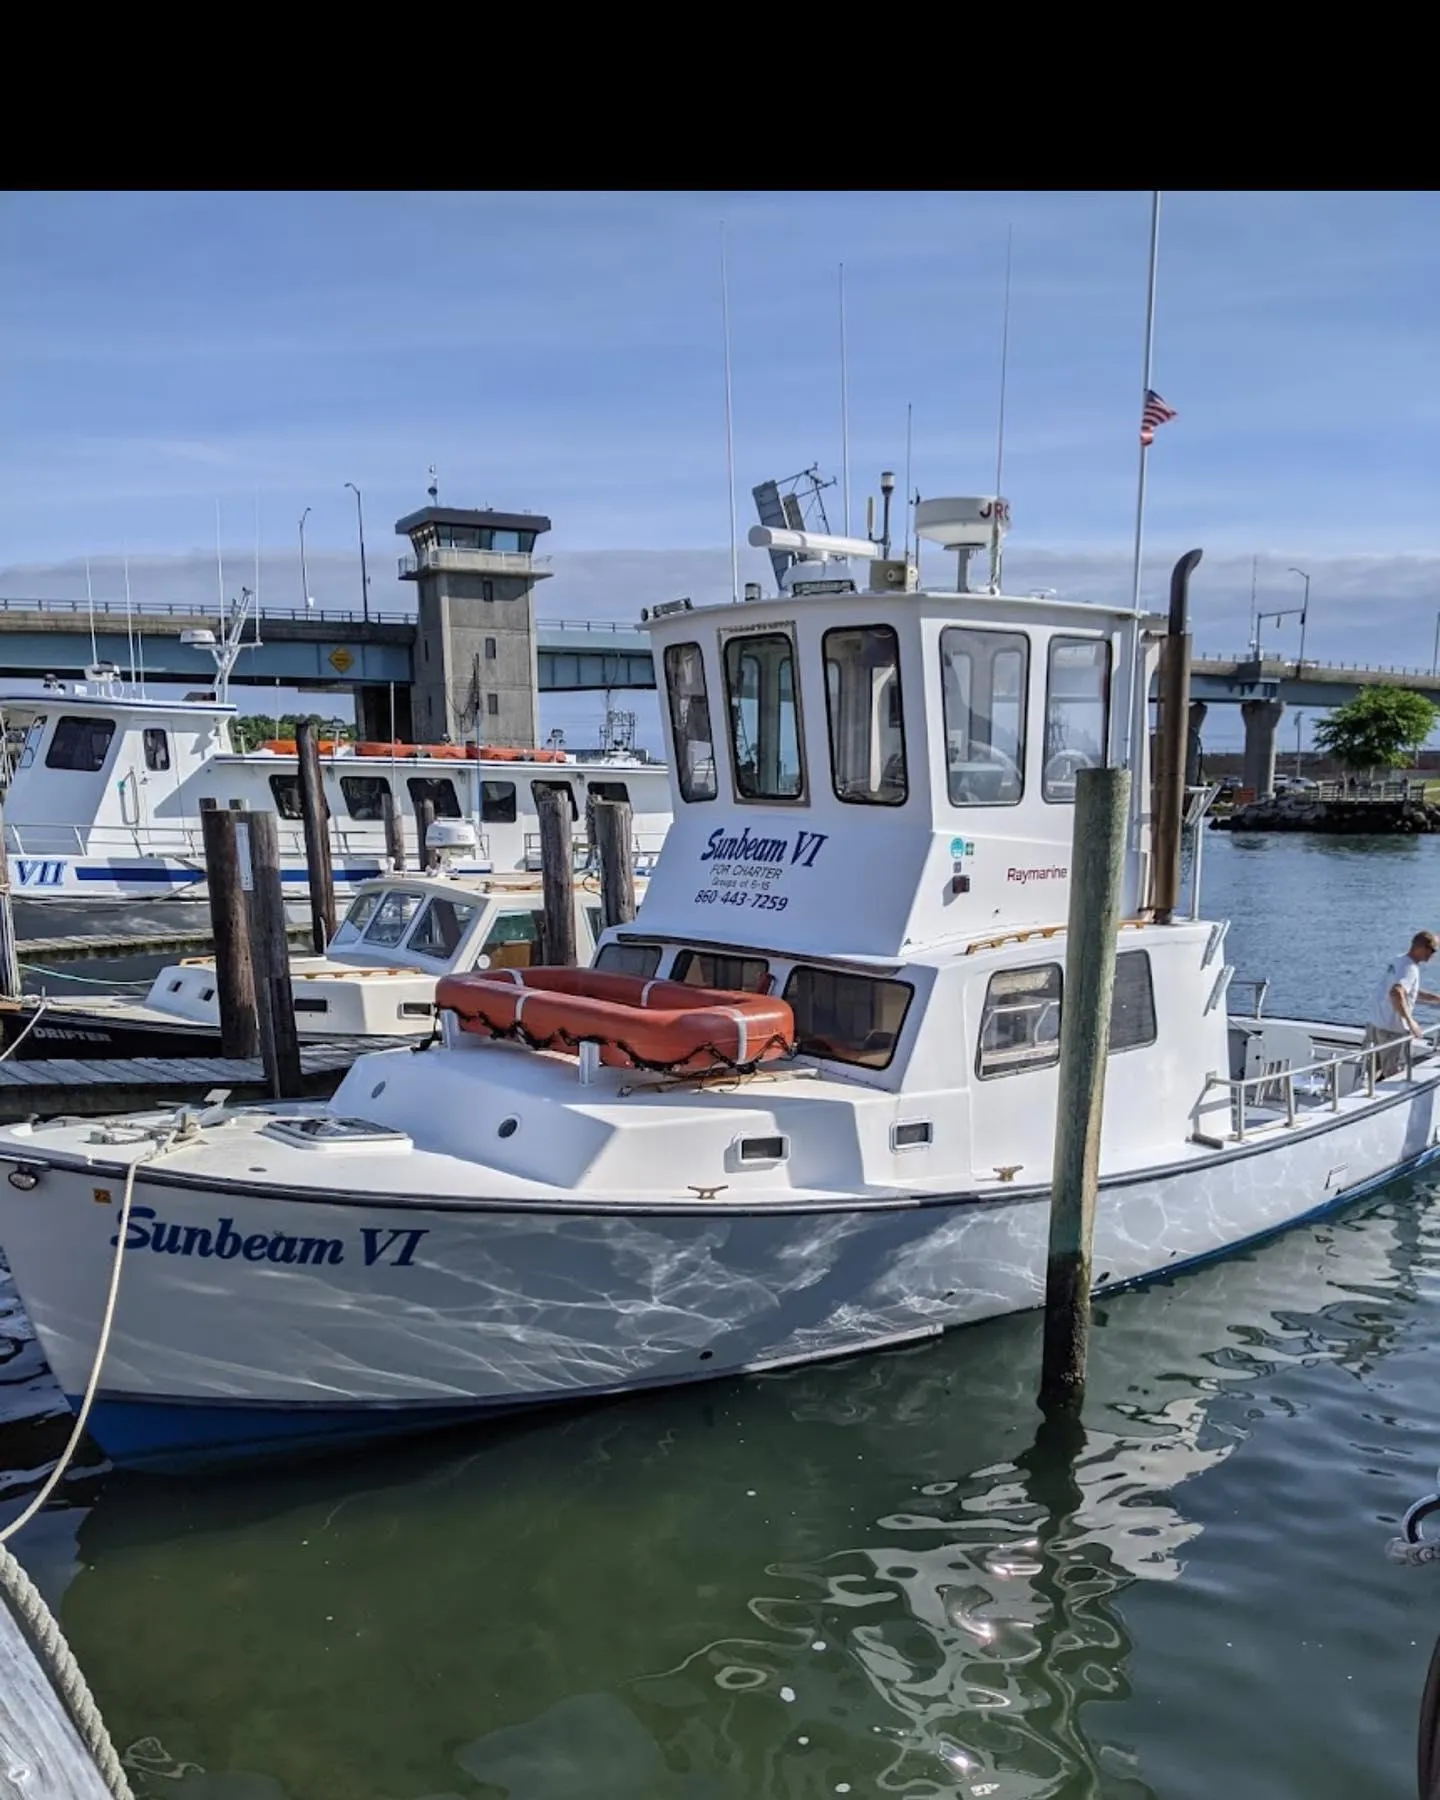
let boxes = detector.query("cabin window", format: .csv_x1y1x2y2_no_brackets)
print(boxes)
45,715,115,773
333,890,383,945
664,642,717,802
362,890,425,947
823,625,907,806
485,636,497,660
725,631,806,802
1110,950,1157,1052
940,628,1028,807
408,896,478,960
482,781,517,824
976,964,1063,1078
531,780,577,820
783,967,912,1070
477,911,543,971
585,905,604,944
672,948,771,993
268,774,304,820
17,716,46,771
588,780,630,806
487,693,499,717
595,941,662,976
407,776,461,819
1043,637,1111,802
341,775,392,821
143,728,171,772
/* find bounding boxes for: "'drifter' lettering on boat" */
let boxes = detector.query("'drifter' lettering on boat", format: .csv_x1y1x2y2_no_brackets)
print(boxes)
701,826,828,868
110,1206,428,1268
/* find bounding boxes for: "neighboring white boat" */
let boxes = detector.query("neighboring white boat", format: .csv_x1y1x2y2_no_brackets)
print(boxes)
0,676,670,940
0,496,1435,1471
0,867,641,1060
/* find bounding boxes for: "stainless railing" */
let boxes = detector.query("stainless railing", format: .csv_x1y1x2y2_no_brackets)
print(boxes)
1201,1025,1440,1143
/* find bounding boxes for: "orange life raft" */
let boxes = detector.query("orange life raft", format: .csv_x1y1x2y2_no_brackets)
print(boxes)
436,968,795,1073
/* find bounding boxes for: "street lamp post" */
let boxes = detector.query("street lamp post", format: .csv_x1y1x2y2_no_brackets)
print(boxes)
1287,566,1311,670
1295,709,1304,779
298,506,312,610
344,482,371,624
1432,609,1440,677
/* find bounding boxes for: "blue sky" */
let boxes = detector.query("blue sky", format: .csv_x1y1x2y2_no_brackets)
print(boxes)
2,190,1437,750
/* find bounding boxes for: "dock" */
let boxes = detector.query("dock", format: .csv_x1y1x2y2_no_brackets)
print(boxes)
16,924,312,966
0,1584,115,1798
0,1040,404,1122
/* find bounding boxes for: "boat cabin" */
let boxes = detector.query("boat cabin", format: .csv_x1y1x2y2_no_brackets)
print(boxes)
0,681,671,878
144,871,630,1039
536,499,1237,1173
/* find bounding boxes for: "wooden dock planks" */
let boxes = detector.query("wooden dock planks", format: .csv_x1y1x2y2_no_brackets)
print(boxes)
0,1040,407,1121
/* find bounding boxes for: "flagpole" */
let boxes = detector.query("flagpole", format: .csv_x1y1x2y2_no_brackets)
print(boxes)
1129,190,1162,611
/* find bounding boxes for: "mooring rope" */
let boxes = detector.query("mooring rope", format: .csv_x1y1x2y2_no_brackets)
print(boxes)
0,998,49,1062
0,1112,205,1798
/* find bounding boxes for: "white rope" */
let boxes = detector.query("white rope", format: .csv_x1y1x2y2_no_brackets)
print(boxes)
0,997,49,1062
0,1135,158,1547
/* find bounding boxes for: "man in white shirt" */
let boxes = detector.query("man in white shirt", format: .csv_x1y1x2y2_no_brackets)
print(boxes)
1365,930,1440,1076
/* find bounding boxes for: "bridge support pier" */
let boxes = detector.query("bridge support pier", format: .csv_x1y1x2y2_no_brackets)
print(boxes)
1241,698,1285,800
355,686,412,744
1186,700,1207,787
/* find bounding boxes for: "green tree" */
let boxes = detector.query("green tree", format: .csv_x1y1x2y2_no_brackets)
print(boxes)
1312,685,1439,779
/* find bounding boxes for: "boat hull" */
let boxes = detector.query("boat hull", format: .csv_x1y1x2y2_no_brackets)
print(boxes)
1,1077,1436,1470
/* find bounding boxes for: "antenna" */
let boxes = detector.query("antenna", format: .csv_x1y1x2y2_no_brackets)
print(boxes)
1128,191,1163,612
994,225,1013,499
1248,553,1260,658
84,556,98,668
838,263,851,536
902,405,914,564
427,464,438,503
215,500,225,630
720,221,739,606
123,550,136,688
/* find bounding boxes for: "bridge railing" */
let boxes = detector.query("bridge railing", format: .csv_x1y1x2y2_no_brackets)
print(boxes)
1198,650,1440,680
0,596,415,626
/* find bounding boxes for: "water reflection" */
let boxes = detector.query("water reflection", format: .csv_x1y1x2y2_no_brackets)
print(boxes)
0,1173,1417,1800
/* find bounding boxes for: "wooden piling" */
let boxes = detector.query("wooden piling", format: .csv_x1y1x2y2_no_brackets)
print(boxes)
536,785,577,967
382,789,406,872
1039,764,1131,1415
242,810,303,1099
200,801,259,1059
0,798,20,1002
0,1591,115,1799
417,797,437,872
593,798,636,930
295,719,336,954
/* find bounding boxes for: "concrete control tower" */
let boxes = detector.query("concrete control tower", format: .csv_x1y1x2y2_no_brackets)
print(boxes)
394,504,553,746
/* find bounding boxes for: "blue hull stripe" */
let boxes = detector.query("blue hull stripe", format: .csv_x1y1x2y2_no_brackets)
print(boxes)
74,1392,545,1472
72,865,386,884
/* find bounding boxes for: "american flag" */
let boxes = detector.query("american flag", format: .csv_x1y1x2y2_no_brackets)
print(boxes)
1140,388,1177,446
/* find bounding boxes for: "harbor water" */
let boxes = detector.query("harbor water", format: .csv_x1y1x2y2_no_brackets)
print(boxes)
2,831,1439,1800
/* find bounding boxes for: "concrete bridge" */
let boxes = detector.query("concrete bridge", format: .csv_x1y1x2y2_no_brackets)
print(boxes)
0,598,654,696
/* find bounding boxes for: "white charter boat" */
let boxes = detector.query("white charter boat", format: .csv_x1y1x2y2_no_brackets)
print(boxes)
0,865,641,1060
0,674,669,941
0,496,1435,1471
